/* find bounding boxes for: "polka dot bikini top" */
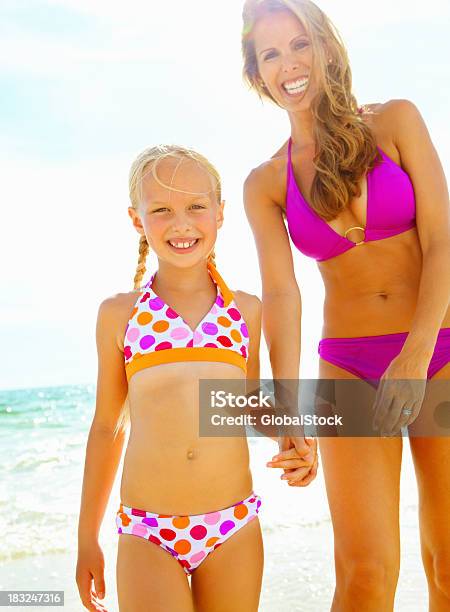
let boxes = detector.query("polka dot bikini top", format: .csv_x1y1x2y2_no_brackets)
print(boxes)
124,262,250,382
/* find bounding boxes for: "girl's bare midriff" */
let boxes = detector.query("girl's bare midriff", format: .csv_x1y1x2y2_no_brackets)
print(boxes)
318,226,450,339
120,361,253,516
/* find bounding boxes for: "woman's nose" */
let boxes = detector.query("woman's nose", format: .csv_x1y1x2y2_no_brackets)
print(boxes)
281,53,300,73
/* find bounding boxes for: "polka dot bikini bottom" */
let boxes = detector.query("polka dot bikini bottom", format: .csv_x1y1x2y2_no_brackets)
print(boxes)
116,492,262,575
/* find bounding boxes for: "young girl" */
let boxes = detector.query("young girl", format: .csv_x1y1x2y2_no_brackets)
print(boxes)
76,144,313,612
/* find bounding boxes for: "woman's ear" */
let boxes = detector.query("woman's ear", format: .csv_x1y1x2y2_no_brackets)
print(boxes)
128,206,145,236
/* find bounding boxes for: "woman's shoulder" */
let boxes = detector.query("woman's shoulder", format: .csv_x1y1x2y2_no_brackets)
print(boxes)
360,99,422,139
244,141,289,204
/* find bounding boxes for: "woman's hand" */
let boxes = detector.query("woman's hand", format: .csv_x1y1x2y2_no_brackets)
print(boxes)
76,541,108,611
372,353,429,436
267,436,318,486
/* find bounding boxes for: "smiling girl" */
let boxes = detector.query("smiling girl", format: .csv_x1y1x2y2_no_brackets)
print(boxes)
75,144,313,612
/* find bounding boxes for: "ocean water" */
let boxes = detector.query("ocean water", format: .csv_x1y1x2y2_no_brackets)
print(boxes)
0,385,94,561
0,384,428,611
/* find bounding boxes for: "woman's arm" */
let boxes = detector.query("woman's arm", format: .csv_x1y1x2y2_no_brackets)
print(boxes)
243,165,317,478
243,165,302,380
385,99,450,365
78,296,129,542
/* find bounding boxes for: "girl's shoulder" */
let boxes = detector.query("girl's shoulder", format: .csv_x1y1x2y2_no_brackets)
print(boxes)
232,290,261,327
97,289,144,353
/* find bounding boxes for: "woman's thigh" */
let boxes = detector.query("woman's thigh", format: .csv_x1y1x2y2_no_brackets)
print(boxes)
409,362,450,569
318,358,403,565
117,533,194,612
190,517,264,612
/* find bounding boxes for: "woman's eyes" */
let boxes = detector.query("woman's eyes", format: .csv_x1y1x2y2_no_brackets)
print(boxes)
263,41,309,61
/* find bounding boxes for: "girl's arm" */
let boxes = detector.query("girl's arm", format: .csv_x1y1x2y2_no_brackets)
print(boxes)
76,296,129,608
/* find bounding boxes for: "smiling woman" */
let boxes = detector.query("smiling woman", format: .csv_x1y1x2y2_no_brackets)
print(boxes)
241,0,450,610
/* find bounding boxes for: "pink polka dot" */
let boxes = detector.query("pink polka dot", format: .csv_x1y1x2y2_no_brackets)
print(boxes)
140,292,150,303
149,296,164,310
240,322,249,338
210,305,218,314
219,520,235,535
170,326,190,340
124,346,132,360
193,330,203,344
227,307,240,321
186,339,194,348
215,295,224,307
204,343,218,348
140,335,155,350
190,525,207,540
190,551,206,564
240,345,247,358
204,511,221,525
202,322,218,335
126,327,140,342
132,523,148,537
166,307,179,319
155,341,172,351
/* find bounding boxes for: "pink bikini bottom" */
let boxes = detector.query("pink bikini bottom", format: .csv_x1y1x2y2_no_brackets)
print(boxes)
318,327,450,387
116,492,262,575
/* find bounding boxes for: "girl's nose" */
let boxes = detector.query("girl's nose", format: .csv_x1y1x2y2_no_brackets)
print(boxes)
171,213,194,232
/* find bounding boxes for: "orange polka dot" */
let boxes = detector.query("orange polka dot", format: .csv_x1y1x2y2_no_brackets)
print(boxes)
206,537,219,547
174,539,191,554
137,312,153,325
233,504,248,520
153,320,170,333
131,307,138,318
172,516,190,529
218,316,231,328
119,512,131,526
231,329,242,343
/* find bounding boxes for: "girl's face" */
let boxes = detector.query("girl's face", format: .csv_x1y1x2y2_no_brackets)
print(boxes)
129,157,224,268
253,10,319,111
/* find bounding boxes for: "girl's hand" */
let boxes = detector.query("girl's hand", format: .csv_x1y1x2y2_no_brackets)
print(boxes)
267,436,318,486
372,354,428,436
76,541,108,612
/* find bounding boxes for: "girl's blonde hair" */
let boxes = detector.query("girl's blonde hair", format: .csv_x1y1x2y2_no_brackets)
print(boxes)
242,0,380,219
114,144,222,436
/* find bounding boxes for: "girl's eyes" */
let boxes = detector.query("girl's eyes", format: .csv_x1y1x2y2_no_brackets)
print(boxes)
151,204,206,213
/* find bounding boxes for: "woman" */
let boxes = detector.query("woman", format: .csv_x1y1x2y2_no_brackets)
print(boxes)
241,0,450,609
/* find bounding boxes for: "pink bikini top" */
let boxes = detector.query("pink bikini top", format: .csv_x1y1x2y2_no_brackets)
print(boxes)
123,262,249,382
285,137,416,261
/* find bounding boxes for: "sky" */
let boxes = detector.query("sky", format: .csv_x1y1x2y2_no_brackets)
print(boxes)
1,0,450,390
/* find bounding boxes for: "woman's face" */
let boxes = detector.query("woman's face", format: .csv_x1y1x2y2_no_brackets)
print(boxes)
129,158,224,268
252,10,318,111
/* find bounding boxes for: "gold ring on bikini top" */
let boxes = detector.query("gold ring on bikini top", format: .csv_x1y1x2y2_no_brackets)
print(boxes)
344,226,366,245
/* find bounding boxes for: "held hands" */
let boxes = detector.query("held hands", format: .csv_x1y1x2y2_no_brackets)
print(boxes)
76,541,108,612
372,353,428,436
266,436,318,487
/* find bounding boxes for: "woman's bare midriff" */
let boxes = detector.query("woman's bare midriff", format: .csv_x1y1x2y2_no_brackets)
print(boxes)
318,226,450,338
120,361,253,515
